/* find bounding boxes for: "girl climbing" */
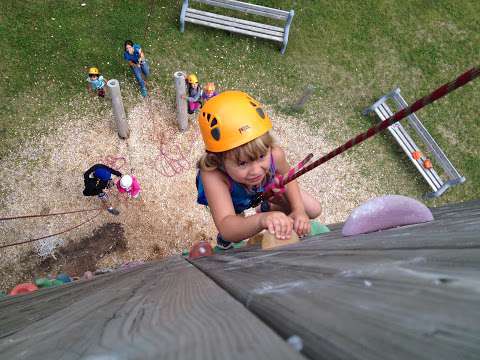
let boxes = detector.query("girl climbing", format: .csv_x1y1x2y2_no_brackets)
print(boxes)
184,73,202,114
123,40,150,97
196,91,322,249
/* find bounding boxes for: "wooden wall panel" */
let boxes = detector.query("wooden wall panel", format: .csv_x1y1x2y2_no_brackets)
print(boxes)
0,257,305,360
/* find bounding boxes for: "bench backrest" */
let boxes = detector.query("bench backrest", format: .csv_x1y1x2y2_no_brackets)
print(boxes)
191,0,290,20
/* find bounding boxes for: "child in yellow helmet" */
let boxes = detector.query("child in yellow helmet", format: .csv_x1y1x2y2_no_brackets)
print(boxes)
196,91,322,249
184,73,202,114
86,67,107,97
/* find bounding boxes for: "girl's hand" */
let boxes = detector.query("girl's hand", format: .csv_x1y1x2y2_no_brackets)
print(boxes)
261,211,294,240
290,210,311,237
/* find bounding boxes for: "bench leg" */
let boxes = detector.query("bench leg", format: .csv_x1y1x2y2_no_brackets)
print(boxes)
180,0,188,33
281,10,294,55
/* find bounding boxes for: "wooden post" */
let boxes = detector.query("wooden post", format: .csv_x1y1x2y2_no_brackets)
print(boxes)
174,71,188,131
107,79,129,139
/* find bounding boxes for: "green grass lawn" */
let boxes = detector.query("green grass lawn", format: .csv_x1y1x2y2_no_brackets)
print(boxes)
1,0,479,205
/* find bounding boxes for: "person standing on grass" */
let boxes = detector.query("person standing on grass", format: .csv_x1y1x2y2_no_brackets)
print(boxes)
83,164,122,215
86,67,107,97
183,73,202,114
123,40,150,97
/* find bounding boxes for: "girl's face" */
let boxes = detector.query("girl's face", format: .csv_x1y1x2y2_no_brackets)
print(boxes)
126,44,134,54
224,148,271,187
89,74,98,80
192,82,198,89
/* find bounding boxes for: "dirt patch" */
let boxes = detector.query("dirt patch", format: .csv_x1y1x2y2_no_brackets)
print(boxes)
37,223,127,277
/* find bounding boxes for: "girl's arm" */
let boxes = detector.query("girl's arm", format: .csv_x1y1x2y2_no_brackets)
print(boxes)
201,169,293,242
272,146,311,236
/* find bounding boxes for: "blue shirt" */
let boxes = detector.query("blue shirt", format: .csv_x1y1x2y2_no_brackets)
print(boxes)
123,44,142,64
87,75,105,90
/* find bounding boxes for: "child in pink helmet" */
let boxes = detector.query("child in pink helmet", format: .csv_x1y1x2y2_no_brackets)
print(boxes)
116,174,141,198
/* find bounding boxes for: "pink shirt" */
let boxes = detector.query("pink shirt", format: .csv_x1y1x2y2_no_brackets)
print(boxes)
116,175,141,198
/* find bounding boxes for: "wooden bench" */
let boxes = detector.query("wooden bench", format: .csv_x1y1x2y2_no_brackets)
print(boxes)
363,88,465,198
180,0,294,54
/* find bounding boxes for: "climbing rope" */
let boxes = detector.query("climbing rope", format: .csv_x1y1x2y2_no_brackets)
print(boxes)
146,98,194,177
0,207,103,221
0,210,102,250
254,66,480,206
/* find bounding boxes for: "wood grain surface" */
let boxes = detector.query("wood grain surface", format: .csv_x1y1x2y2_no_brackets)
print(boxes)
192,200,480,360
0,257,305,360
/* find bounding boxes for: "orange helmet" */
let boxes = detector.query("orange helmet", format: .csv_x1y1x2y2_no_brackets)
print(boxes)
204,82,215,92
198,90,272,152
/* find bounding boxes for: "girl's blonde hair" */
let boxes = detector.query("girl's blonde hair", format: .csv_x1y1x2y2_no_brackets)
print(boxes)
197,132,274,171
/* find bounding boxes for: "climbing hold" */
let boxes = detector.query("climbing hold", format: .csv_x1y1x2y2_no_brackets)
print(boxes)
309,220,330,236
35,278,54,288
36,278,64,288
83,271,94,280
9,283,38,296
412,151,422,160
56,273,72,283
423,159,433,169
182,249,189,256
342,195,434,236
287,335,304,352
0,291,6,298
262,231,299,250
188,241,213,260
247,232,264,247
232,240,246,249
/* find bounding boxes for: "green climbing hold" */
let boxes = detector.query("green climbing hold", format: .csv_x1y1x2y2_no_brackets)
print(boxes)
182,249,189,256
310,221,330,236
0,291,6,298
232,240,246,249
35,278,65,288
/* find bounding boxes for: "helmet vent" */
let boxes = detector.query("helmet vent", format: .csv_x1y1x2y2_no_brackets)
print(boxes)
210,118,217,127
256,107,265,119
249,101,257,107
211,128,221,141
207,113,211,122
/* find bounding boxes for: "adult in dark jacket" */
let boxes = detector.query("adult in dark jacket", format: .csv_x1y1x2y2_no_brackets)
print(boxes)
83,164,122,214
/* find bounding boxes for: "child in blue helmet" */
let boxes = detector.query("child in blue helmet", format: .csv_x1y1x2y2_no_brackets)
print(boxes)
123,40,150,97
83,164,122,214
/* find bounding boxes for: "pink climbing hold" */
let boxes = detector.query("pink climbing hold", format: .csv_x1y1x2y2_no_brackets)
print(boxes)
83,271,94,280
342,195,434,236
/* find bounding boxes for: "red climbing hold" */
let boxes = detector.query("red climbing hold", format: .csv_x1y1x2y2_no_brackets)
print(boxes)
9,283,38,296
188,241,213,260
